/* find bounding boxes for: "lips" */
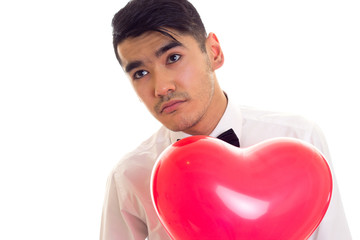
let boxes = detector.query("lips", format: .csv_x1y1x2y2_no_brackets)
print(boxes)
160,100,186,114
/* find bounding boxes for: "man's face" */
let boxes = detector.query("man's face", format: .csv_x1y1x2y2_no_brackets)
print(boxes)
117,30,224,134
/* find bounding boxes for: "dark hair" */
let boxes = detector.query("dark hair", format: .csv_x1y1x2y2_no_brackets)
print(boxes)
111,0,207,64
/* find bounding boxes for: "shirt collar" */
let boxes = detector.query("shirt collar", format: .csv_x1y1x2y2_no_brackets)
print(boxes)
169,97,243,144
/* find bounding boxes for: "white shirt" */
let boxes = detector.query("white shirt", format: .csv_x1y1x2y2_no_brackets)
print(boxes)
100,100,351,240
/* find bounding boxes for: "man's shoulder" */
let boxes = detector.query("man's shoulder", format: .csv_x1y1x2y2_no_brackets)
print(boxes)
240,105,316,131
104,126,172,208
112,126,171,176
238,105,322,145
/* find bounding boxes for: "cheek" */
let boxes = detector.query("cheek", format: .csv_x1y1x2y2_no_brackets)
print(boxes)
177,62,209,90
132,75,153,96
132,83,155,109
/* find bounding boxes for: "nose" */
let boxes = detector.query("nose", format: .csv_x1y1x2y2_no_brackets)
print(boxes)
154,70,176,97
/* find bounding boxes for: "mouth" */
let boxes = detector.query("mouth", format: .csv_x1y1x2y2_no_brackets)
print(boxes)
160,100,187,114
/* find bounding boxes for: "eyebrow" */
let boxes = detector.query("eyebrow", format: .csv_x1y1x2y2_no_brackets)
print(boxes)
155,41,183,58
124,41,184,73
125,60,143,73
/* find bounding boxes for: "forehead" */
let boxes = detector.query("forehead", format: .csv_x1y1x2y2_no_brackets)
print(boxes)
116,31,197,66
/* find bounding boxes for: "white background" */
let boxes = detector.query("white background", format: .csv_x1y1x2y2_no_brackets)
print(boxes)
0,0,359,239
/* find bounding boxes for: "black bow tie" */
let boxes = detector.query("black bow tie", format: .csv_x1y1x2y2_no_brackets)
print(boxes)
177,129,240,147
216,128,240,147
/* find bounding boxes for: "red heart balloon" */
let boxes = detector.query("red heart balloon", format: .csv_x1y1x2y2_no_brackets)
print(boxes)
151,136,332,240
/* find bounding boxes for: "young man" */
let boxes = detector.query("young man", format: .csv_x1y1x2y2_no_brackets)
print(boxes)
100,0,351,239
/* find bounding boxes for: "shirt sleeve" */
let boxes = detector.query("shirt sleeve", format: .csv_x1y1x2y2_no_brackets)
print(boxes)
307,124,352,240
100,172,148,240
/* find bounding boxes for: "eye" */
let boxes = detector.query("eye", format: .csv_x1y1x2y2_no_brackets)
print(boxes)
167,54,181,64
133,70,149,80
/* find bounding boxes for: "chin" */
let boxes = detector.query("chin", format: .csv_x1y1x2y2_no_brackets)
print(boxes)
167,118,200,133
163,122,186,132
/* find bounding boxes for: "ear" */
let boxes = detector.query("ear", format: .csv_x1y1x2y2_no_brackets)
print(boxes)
205,32,225,70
